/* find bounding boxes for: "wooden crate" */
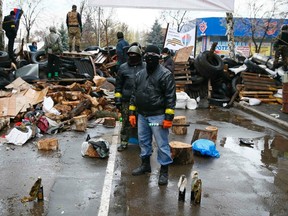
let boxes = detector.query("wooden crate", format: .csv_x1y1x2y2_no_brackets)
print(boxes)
174,62,192,85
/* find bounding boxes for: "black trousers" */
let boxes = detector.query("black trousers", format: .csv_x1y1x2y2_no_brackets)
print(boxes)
7,36,15,60
47,53,60,76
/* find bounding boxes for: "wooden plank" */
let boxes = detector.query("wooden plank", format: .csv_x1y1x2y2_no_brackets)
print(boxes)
174,46,194,63
174,71,190,75
175,81,192,84
174,76,191,80
240,91,274,95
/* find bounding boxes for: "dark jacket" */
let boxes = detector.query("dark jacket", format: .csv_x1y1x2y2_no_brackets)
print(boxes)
115,61,146,102
130,64,176,117
274,30,288,47
162,56,175,73
116,38,129,65
2,14,17,38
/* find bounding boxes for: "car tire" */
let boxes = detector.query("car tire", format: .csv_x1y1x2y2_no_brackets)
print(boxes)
31,51,48,68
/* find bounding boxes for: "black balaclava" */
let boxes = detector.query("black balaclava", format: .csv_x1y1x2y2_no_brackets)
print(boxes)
128,54,141,66
145,45,160,73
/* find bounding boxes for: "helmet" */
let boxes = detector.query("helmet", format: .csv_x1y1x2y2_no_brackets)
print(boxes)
127,46,142,55
117,32,124,39
130,42,142,49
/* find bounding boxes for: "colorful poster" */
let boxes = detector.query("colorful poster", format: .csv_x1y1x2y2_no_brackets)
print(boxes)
164,25,196,51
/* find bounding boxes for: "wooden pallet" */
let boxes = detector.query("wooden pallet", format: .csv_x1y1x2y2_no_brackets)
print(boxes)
174,61,192,85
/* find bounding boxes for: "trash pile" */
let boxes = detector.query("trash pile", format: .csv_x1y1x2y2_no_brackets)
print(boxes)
192,42,286,108
0,75,118,145
0,44,117,89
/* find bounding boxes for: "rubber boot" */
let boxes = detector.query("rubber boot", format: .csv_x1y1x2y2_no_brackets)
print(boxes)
69,46,72,52
158,165,169,185
75,45,81,53
54,71,60,80
132,157,151,176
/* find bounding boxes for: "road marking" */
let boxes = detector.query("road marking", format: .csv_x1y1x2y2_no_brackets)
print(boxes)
98,128,118,216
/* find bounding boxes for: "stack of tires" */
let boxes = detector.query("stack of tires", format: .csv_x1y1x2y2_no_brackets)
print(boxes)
194,51,231,106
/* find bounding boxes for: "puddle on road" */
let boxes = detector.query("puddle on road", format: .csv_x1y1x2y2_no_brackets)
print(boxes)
221,134,288,192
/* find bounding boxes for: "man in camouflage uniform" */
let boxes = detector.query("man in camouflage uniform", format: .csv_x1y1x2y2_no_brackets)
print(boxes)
66,5,82,52
273,24,288,71
114,45,145,151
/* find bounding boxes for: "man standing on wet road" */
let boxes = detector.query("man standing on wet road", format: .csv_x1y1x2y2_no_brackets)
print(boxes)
129,45,176,185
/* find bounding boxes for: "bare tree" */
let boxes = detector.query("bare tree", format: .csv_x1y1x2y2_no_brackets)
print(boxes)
237,0,288,53
19,0,44,43
160,10,191,32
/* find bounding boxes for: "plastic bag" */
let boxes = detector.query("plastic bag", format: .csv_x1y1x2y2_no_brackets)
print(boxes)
88,138,110,158
192,139,220,158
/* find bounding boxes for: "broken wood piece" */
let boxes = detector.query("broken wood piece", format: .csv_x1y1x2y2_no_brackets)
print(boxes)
103,117,116,128
169,141,194,165
68,99,92,119
37,138,59,150
61,100,80,106
73,115,88,131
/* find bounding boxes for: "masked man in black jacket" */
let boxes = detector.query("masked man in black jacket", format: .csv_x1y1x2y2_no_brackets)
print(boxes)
129,45,176,185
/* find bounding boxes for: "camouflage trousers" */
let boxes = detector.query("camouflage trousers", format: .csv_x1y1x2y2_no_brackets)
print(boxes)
274,45,288,70
68,27,81,47
120,102,137,144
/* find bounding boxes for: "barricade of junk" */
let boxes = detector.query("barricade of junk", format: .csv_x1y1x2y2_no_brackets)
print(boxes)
0,43,287,152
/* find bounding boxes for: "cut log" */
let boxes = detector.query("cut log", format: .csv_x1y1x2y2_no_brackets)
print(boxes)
172,116,187,135
169,141,194,165
191,126,218,144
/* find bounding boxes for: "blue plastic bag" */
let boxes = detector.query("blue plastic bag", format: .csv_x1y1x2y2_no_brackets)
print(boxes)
192,139,220,158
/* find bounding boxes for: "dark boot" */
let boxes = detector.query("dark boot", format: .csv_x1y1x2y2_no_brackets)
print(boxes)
158,165,169,185
132,157,151,176
69,46,72,52
75,46,81,53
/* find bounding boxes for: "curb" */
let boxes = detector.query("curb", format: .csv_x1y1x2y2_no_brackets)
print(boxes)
234,102,288,131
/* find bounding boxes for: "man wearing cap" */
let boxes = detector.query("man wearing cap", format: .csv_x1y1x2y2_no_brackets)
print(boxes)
66,5,82,52
2,10,19,60
115,44,145,151
129,45,176,185
161,47,175,73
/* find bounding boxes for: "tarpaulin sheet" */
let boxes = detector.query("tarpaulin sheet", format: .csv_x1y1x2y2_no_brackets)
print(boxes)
88,0,235,12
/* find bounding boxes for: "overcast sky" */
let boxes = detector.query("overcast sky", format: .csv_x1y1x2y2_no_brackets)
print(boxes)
3,0,240,30
2,0,270,35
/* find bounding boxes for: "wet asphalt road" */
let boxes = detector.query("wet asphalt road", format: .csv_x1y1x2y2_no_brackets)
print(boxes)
0,107,288,216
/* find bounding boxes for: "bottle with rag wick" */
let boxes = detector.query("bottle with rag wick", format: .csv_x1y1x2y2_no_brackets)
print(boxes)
37,181,44,201
190,171,198,203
